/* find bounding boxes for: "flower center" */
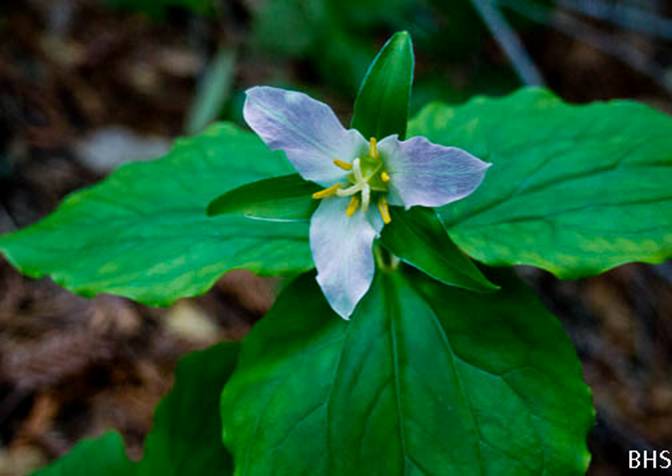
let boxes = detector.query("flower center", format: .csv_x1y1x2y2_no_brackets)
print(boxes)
311,137,392,224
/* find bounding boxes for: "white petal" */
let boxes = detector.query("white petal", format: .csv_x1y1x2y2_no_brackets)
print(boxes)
244,86,368,186
310,198,383,319
378,135,491,208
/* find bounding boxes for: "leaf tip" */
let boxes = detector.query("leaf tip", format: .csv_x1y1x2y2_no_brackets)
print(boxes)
387,30,413,53
480,281,502,293
205,201,218,217
391,30,410,40
206,195,228,217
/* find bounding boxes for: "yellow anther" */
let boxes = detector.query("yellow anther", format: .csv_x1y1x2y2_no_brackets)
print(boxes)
380,171,390,183
312,183,341,199
333,159,352,171
369,137,379,159
346,195,360,217
377,196,391,224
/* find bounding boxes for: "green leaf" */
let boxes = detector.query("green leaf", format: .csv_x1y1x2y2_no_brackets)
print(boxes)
220,270,594,475
410,88,672,278
207,174,318,222
185,48,236,135
0,124,312,306
380,206,498,292
137,342,238,475
32,432,134,476
351,31,414,140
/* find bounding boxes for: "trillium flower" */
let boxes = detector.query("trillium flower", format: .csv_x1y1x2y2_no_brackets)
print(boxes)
244,86,490,319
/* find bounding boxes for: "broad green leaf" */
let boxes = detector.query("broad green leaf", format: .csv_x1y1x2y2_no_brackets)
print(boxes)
220,270,593,475
410,88,672,279
0,124,312,306
138,342,238,475
381,206,498,292
32,432,134,476
351,31,414,139
185,48,236,135
207,174,318,222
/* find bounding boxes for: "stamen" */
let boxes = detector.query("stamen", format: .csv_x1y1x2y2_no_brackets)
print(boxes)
377,196,391,224
369,137,379,159
361,185,370,212
346,196,360,217
380,171,390,183
312,183,341,199
333,159,352,171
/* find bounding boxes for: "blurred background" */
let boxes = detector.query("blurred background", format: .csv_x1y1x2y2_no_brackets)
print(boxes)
1,0,672,474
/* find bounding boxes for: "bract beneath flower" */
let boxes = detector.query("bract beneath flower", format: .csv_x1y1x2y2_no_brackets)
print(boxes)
243,86,490,319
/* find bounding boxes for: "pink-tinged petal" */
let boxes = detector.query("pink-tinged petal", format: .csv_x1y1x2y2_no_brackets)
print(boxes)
378,135,491,208
244,86,368,186
310,198,383,319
